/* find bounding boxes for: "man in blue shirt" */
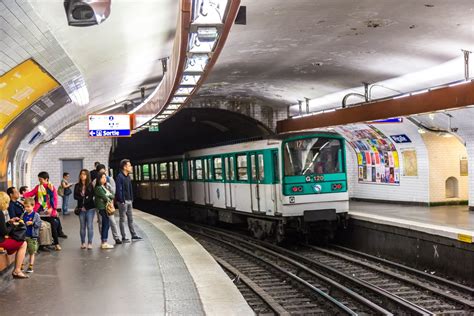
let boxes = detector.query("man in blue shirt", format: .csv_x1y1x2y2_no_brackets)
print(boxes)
7,187,24,219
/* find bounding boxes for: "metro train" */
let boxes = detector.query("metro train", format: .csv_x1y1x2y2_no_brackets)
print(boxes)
131,132,349,242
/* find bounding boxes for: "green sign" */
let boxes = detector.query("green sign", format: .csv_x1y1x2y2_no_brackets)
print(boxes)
149,125,159,132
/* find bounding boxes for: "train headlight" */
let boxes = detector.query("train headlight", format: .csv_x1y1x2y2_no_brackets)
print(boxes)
331,183,343,191
312,184,322,193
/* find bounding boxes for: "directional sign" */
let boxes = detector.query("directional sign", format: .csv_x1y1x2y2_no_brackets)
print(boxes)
88,114,132,138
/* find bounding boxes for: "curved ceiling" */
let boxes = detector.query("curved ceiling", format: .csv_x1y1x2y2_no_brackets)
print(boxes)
194,0,474,108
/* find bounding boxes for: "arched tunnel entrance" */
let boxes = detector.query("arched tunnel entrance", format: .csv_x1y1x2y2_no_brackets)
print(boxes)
110,108,275,166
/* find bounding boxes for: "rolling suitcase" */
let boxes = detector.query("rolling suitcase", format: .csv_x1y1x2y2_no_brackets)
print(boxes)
39,221,53,246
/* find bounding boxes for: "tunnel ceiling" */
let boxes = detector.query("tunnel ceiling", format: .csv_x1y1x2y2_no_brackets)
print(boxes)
111,108,274,162
195,0,474,108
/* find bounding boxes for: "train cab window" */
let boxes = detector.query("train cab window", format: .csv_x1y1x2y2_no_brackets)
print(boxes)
173,161,179,180
284,137,342,176
214,157,223,180
160,162,168,180
237,155,248,181
189,160,195,180
195,159,203,180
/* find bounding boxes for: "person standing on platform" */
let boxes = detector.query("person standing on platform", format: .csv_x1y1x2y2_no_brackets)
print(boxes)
74,169,96,250
19,186,28,203
115,159,142,242
23,171,67,251
60,173,73,215
90,161,100,183
7,187,24,219
92,164,122,245
21,198,41,273
94,172,114,249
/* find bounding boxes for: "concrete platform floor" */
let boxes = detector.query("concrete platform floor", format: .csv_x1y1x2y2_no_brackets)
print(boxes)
349,201,474,241
0,210,252,315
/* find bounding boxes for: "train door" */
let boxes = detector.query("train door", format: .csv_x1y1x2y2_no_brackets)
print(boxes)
204,158,212,205
187,160,194,202
250,152,263,213
224,156,234,208
271,150,279,213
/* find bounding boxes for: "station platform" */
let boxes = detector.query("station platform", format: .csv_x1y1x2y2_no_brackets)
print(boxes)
0,210,252,315
349,201,474,243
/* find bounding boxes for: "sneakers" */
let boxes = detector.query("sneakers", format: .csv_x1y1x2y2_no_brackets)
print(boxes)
115,239,123,245
55,244,62,251
122,238,131,243
80,244,86,249
101,243,114,249
26,266,34,273
87,244,93,250
131,236,143,241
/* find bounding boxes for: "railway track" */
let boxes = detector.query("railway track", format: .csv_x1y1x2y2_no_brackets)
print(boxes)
179,221,474,315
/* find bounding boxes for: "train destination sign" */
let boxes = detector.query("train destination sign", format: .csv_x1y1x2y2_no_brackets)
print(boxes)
88,114,132,138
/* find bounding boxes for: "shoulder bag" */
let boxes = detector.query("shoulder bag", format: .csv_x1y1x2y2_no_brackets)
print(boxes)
103,186,115,216
8,222,27,241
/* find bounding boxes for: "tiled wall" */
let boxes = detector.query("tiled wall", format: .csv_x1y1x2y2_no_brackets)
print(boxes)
28,121,112,189
344,121,430,203
422,133,469,202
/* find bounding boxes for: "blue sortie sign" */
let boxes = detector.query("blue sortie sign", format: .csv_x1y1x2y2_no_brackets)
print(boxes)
89,130,131,137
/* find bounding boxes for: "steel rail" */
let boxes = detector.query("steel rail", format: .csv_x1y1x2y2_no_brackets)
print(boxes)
186,226,358,315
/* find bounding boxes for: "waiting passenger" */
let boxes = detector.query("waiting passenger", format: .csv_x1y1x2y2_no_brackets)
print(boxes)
92,164,121,245
24,171,67,251
94,172,115,249
115,159,142,242
74,169,95,249
90,161,100,183
21,198,41,273
7,187,24,219
59,172,73,215
0,192,28,279
19,186,28,203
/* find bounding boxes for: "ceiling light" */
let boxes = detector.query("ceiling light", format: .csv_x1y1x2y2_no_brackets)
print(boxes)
412,89,429,95
192,0,228,25
162,110,175,115
175,87,194,96
171,96,187,103
196,27,219,41
393,93,410,99
38,125,47,134
449,81,469,87
184,54,209,73
188,33,217,53
51,140,58,145
166,104,181,110
180,75,201,86
417,128,426,134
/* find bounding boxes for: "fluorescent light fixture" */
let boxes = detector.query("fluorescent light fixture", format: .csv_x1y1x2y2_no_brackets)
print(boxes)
393,93,410,99
442,133,453,138
51,140,58,145
151,122,159,126
162,110,176,115
166,104,181,110
184,54,209,73
449,81,469,87
188,33,217,53
197,27,219,41
181,75,201,86
38,125,47,134
175,87,194,96
412,89,429,95
192,0,228,25
417,128,426,134
171,96,187,103
151,119,160,123
324,109,336,113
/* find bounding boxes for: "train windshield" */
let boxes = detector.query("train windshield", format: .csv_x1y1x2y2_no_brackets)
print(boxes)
283,137,342,176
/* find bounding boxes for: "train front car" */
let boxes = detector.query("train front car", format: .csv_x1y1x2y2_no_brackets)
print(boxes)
278,133,349,240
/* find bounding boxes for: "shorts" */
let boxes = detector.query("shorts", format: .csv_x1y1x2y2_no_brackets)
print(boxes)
26,237,39,255
0,238,24,255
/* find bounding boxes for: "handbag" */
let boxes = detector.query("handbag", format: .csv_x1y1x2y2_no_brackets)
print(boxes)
74,207,82,216
106,201,115,216
8,222,27,241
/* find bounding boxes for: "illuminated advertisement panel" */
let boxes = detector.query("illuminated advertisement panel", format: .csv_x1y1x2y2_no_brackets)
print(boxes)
0,59,60,133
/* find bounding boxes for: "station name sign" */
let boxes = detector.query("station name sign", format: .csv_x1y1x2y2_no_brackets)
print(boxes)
88,114,132,138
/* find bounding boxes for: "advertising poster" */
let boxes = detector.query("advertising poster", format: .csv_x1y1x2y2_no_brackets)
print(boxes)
337,125,400,185
402,150,418,176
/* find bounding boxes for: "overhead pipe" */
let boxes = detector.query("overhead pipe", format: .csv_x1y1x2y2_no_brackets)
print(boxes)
341,82,370,108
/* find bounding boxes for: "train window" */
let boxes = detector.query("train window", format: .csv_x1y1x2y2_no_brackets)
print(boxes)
173,161,179,180
143,164,150,181
251,155,257,181
237,155,248,181
160,163,168,180
272,151,279,182
138,165,142,181
204,158,210,180
189,160,195,180
284,138,342,176
195,159,203,180
225,157,235,181
258,154,264,181
214,157,223,180
154,163,158,180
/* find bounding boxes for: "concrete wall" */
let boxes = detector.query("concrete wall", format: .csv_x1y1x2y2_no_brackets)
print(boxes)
343,121,430,204
28,121,112,189
421,133,468,202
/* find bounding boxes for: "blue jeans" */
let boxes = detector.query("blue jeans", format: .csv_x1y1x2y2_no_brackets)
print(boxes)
99,209,110,242
62,194,70,214
79,208,95,244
